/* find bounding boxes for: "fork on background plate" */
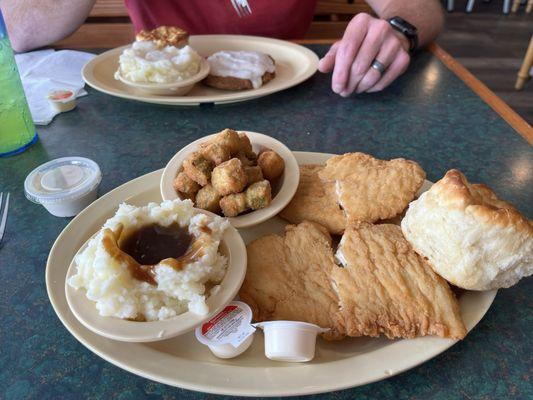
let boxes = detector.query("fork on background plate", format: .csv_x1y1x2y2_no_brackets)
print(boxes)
231,0,252,17
0,192,10,246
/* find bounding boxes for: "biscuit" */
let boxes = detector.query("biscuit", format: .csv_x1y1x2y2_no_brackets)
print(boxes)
135,26,189,48
279,165,347,235
319,153,425,223
401,169,533,290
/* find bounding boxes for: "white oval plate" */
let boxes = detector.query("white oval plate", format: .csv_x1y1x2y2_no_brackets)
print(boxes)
65,209,246,342
46,151,497,397
160,131,300,228
82,35,319,105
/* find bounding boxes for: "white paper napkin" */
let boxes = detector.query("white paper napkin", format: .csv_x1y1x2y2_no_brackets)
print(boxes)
15,50,96,125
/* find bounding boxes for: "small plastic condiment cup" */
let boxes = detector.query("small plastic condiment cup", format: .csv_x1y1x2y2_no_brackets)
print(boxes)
24,157,102,217
47,89,77,113
253,321,329,362
195,301,255,359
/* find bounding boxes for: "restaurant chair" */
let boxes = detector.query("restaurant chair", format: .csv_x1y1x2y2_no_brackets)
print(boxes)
465,0,512,13
514,35,533,90
446,0,455,12
511,0,533,12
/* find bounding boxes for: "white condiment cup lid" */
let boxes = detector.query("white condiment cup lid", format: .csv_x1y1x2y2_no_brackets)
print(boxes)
254,321,329,363
24,157,101,205
195,301,255,358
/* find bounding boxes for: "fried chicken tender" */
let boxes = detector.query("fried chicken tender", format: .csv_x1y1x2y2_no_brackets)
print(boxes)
241,221,466,341
195,184,221,213
279,165,347,235
182,152,214,186
220,193,248,217
240,221,345,340
318,153,425,223
211,158,247,196
244,166,263,185
200,142,231,165
211,129,241,155
246,180,272,210
333,223,466,339
258,150,285,181
173,171,200,200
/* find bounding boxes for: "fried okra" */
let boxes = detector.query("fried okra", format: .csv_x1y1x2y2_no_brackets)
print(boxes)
201,142,231,165
257,150,285,181
246,180,272,210
173,171,200,199
220,193,248,217
211,158,248,196
183,152,214,186
195,184,221,213
211,128,241,155
236,150,256,167
244,166,263,185
238,132,255,157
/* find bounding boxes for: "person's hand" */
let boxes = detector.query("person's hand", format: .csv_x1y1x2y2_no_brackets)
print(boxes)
318,13,411,96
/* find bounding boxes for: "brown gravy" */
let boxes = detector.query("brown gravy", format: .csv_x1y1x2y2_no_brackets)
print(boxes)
101,222,210,286
120,223,192,266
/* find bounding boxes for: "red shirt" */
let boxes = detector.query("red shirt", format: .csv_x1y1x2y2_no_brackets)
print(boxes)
124,0,317,39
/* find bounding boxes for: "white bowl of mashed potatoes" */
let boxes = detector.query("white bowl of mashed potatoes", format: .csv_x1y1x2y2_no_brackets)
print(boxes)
65,199,247,342
115,41,210,96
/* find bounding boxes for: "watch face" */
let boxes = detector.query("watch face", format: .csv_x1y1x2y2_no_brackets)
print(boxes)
390,17,418,35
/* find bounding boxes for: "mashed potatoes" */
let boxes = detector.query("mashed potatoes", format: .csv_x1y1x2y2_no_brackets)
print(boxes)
68,199,229,321
115,41,202,83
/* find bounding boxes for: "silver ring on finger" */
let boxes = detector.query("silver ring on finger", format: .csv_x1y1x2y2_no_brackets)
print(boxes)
370,59,387,75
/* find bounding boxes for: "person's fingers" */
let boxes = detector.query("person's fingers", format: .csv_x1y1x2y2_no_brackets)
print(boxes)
354,35,401,94
367,49,410,92
340,19,389,96
318,42,340,73
331,13,370,94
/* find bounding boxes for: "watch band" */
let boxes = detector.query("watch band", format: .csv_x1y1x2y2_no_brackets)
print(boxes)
387,17,419,54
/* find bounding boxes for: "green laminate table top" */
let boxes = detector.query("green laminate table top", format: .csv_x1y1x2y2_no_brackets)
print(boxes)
1,45,532,400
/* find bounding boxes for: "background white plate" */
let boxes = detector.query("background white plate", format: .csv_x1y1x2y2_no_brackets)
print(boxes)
46,152,497,397
82,35,319,106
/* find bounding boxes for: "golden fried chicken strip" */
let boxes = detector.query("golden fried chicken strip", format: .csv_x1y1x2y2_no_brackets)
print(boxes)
279,165,347,235
318,153,425,223
333,223,466,339
240,222,345,340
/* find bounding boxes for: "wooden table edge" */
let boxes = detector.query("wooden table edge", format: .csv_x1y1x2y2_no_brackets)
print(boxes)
429,43,532,144
294,39,533,144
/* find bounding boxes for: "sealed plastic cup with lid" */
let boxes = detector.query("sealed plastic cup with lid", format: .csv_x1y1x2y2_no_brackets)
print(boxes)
254,321,329,362
24,157,101,217
195,301,255,359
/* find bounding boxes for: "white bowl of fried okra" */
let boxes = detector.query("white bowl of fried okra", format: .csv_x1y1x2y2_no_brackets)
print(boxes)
160,129,300,228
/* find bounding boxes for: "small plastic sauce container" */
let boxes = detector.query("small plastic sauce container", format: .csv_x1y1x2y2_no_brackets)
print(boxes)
47,89,77,113
24,157,101,217
195,301,255,359
254,321,329,362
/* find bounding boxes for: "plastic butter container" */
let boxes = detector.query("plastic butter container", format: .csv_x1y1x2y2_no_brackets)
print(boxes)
24,157,101,217
195,301,255,359
47,89,77,113
254,321,329,362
